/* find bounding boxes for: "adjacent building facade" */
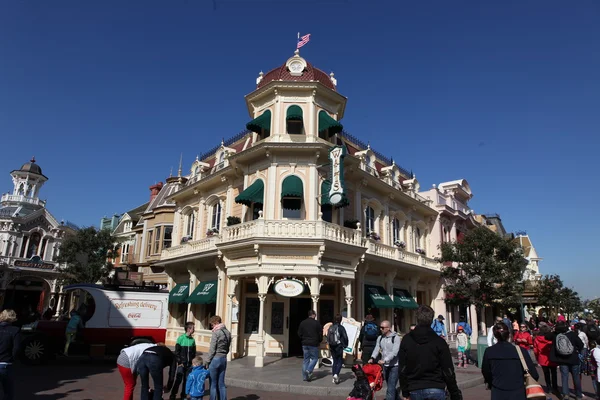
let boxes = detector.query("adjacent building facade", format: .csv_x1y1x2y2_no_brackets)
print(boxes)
0,158,76,317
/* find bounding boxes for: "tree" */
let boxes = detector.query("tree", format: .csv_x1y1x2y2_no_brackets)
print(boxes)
56,226,120,285
559,287,582,319
535,274,564,318
584,298,600,318
440,226,528,327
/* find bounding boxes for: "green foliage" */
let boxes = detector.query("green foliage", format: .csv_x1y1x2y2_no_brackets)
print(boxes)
560,287,582,317
344,219,359,229
440,226,528,308
535,274,583,318
584,298,600,318
226,216,241,226
56,226,120,285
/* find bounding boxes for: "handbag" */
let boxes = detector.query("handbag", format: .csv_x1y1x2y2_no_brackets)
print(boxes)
515,345,546,399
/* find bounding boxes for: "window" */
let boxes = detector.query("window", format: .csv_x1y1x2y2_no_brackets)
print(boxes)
287,120,303,135
211,203,222,231
414,227,421,250
244,297,260,334
27,232,41,258
146,230,153,256
283,207,301,219
251,203,263,221
392,218,401,243
193,302,217,330
321,204,332,223
153,226,162,254
121,243,130,263
185,212,195,237
365,206,375,233
163,226,173,249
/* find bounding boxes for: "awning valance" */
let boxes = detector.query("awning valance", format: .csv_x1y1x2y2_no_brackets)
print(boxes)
393,288,419,309
169,283,190,304
281,175,303,210
187,280,218,305
246,110,271,134
286,105,303,121
365,284,396,309
318,111,343,136
235,179,264,207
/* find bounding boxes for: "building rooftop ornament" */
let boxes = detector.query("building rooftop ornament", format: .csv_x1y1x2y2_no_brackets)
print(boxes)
330,72,337,86
256,51,336,91
256,71,264,85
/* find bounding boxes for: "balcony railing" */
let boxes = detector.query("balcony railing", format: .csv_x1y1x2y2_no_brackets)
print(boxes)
1,194,45,207
366,241,440,271
162,236,220,261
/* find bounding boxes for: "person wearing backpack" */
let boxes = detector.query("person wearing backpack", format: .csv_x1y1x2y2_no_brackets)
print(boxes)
327,314,349,385
550,321,584,399
369,320,401,400
586,318,600,343
358,314,379,363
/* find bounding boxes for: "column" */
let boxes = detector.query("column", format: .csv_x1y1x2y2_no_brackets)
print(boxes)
385,271,397,323
309,277,322,315
226,278,239,361
197,200,206,239
225,183,233,220
255,276,272,367
383,204,389,244
469,304,479,344
343,280,354,320
215,264,226,318
265,164,277,220
450,221,457,242
21,236,29,258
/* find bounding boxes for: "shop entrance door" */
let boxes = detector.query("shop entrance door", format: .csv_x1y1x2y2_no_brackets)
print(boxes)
288,297,312,357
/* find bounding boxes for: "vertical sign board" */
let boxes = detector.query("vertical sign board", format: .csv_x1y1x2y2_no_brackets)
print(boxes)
328,146,347,206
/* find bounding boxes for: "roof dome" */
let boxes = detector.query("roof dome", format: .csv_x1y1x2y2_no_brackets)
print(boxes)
19,157,43,175
257,51,337,91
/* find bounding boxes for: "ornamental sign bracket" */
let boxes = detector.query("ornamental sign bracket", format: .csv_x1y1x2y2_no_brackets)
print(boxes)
328,146,347,206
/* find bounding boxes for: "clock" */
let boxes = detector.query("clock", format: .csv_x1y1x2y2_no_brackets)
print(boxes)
289,61,303,74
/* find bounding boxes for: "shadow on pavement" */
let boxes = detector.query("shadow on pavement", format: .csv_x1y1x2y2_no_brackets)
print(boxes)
231,396,260,400
14,357,117,399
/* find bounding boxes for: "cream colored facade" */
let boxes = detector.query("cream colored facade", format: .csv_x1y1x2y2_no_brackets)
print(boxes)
150,51,453,367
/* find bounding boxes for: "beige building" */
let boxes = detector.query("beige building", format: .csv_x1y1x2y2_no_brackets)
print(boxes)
147,51,452,367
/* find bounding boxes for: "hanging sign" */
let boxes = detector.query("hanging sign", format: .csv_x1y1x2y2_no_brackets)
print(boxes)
273,278,305,297
328,146,347,206
14,256,55,270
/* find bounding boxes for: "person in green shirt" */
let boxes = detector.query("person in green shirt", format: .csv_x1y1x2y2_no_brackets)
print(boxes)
170,322,196,400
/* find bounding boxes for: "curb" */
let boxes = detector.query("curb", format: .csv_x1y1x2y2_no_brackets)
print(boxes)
226,374,485,396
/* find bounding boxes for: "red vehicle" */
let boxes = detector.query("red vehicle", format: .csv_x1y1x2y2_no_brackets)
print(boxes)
20,284,169,364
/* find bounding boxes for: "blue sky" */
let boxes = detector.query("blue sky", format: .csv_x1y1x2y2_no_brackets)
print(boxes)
1,1,598,298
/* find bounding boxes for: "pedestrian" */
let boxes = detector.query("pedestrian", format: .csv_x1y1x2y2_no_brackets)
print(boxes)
481,322,539,400
206,315,231,400
368,320,400,400
502,314,511,331
533,323,559,396
117,342,155,400
185,356,210,400
487,316,503,347
297,309,323,382
171,322,196,400
514,323,534,364
357,314,379,363
399,305,462,400
0,310,20,400
326,314,348,385
430,314,447,339
456,326,469,368
585,318,599,343
457,316,476,366
588,340,600,399
550,320,584,400
64,309,83,356
137,344,177,400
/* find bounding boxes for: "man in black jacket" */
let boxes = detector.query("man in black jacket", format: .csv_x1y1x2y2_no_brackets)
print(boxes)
399,305,462,400
358,314,379,362
297,309,322,382
550,321,584,400
0,309,20,400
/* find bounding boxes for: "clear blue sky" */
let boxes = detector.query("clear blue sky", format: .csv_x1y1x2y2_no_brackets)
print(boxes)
1,1,598,298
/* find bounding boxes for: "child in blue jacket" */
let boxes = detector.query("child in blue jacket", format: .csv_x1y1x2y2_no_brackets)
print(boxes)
186,356,209,400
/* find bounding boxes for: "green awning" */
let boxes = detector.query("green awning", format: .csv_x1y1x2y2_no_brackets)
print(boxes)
188,280,218,305
169,283,190,304
281,175,303,210
320,180,349,208
235,180,264,207
246,110,271,134
365,285,396,309
286,105,303,121
393,288,419,309
318,111,343,136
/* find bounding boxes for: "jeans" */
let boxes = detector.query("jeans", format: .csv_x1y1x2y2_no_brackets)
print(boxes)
117,365,136,400
383,365,399,400
302,346,319,380
171,365,190,398
332,352,343,376
409,388,446,400
0,364,14,400
559,364,582,398
138,354,165,400
541,365,558,392
209,356,227,400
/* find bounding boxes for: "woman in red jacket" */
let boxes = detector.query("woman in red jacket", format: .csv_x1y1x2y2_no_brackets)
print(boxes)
533,323,559,395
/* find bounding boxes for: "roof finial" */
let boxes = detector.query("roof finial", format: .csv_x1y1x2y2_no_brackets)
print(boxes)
169,166,173,178
294,49,300,56
177,153,183,177
30,156,36,163
221,138,225,147
256,71,264,85
330,72,337,86
195,155,199,162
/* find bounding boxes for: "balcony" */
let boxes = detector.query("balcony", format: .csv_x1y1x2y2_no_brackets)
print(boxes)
365,241,440,271
162,236,220,261
1,194,45,207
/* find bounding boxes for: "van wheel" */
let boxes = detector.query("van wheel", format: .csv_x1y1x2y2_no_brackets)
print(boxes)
22,336,48,365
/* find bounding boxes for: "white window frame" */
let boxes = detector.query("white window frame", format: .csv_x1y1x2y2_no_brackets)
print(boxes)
365,206,375,234
211,202,222,231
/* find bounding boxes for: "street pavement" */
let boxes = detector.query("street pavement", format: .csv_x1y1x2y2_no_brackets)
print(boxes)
15,357,600,399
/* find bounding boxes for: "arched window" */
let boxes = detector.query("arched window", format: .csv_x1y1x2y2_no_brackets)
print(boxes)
286,105,304,135
185,212,195,238
365,206,375,234
392,218,401,243
414,227,422,251
211,202,222,231
27,232,41,258
17,184,24,196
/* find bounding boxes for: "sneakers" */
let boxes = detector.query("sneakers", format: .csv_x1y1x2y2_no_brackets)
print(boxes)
307,372,314,382
332,374,340,384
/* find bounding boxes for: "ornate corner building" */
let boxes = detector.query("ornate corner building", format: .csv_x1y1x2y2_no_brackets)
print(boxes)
0,158,77,317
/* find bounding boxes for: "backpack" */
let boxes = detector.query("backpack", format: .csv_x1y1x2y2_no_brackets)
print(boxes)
556,333,575,356
327,324,341,347
363,322,379,341
587,324,599,341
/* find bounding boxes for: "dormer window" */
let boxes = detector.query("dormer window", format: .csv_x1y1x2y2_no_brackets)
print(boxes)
286,105,304,135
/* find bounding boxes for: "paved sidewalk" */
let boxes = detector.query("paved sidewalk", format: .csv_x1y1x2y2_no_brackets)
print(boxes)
225,356,484,396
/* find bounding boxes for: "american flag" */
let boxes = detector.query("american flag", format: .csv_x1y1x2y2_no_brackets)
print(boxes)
297,33,311,49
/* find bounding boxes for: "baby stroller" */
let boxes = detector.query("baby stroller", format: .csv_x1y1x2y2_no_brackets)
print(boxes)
346,364,384,400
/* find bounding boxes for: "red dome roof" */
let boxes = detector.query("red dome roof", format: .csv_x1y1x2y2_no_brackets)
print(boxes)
257,60,336,91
